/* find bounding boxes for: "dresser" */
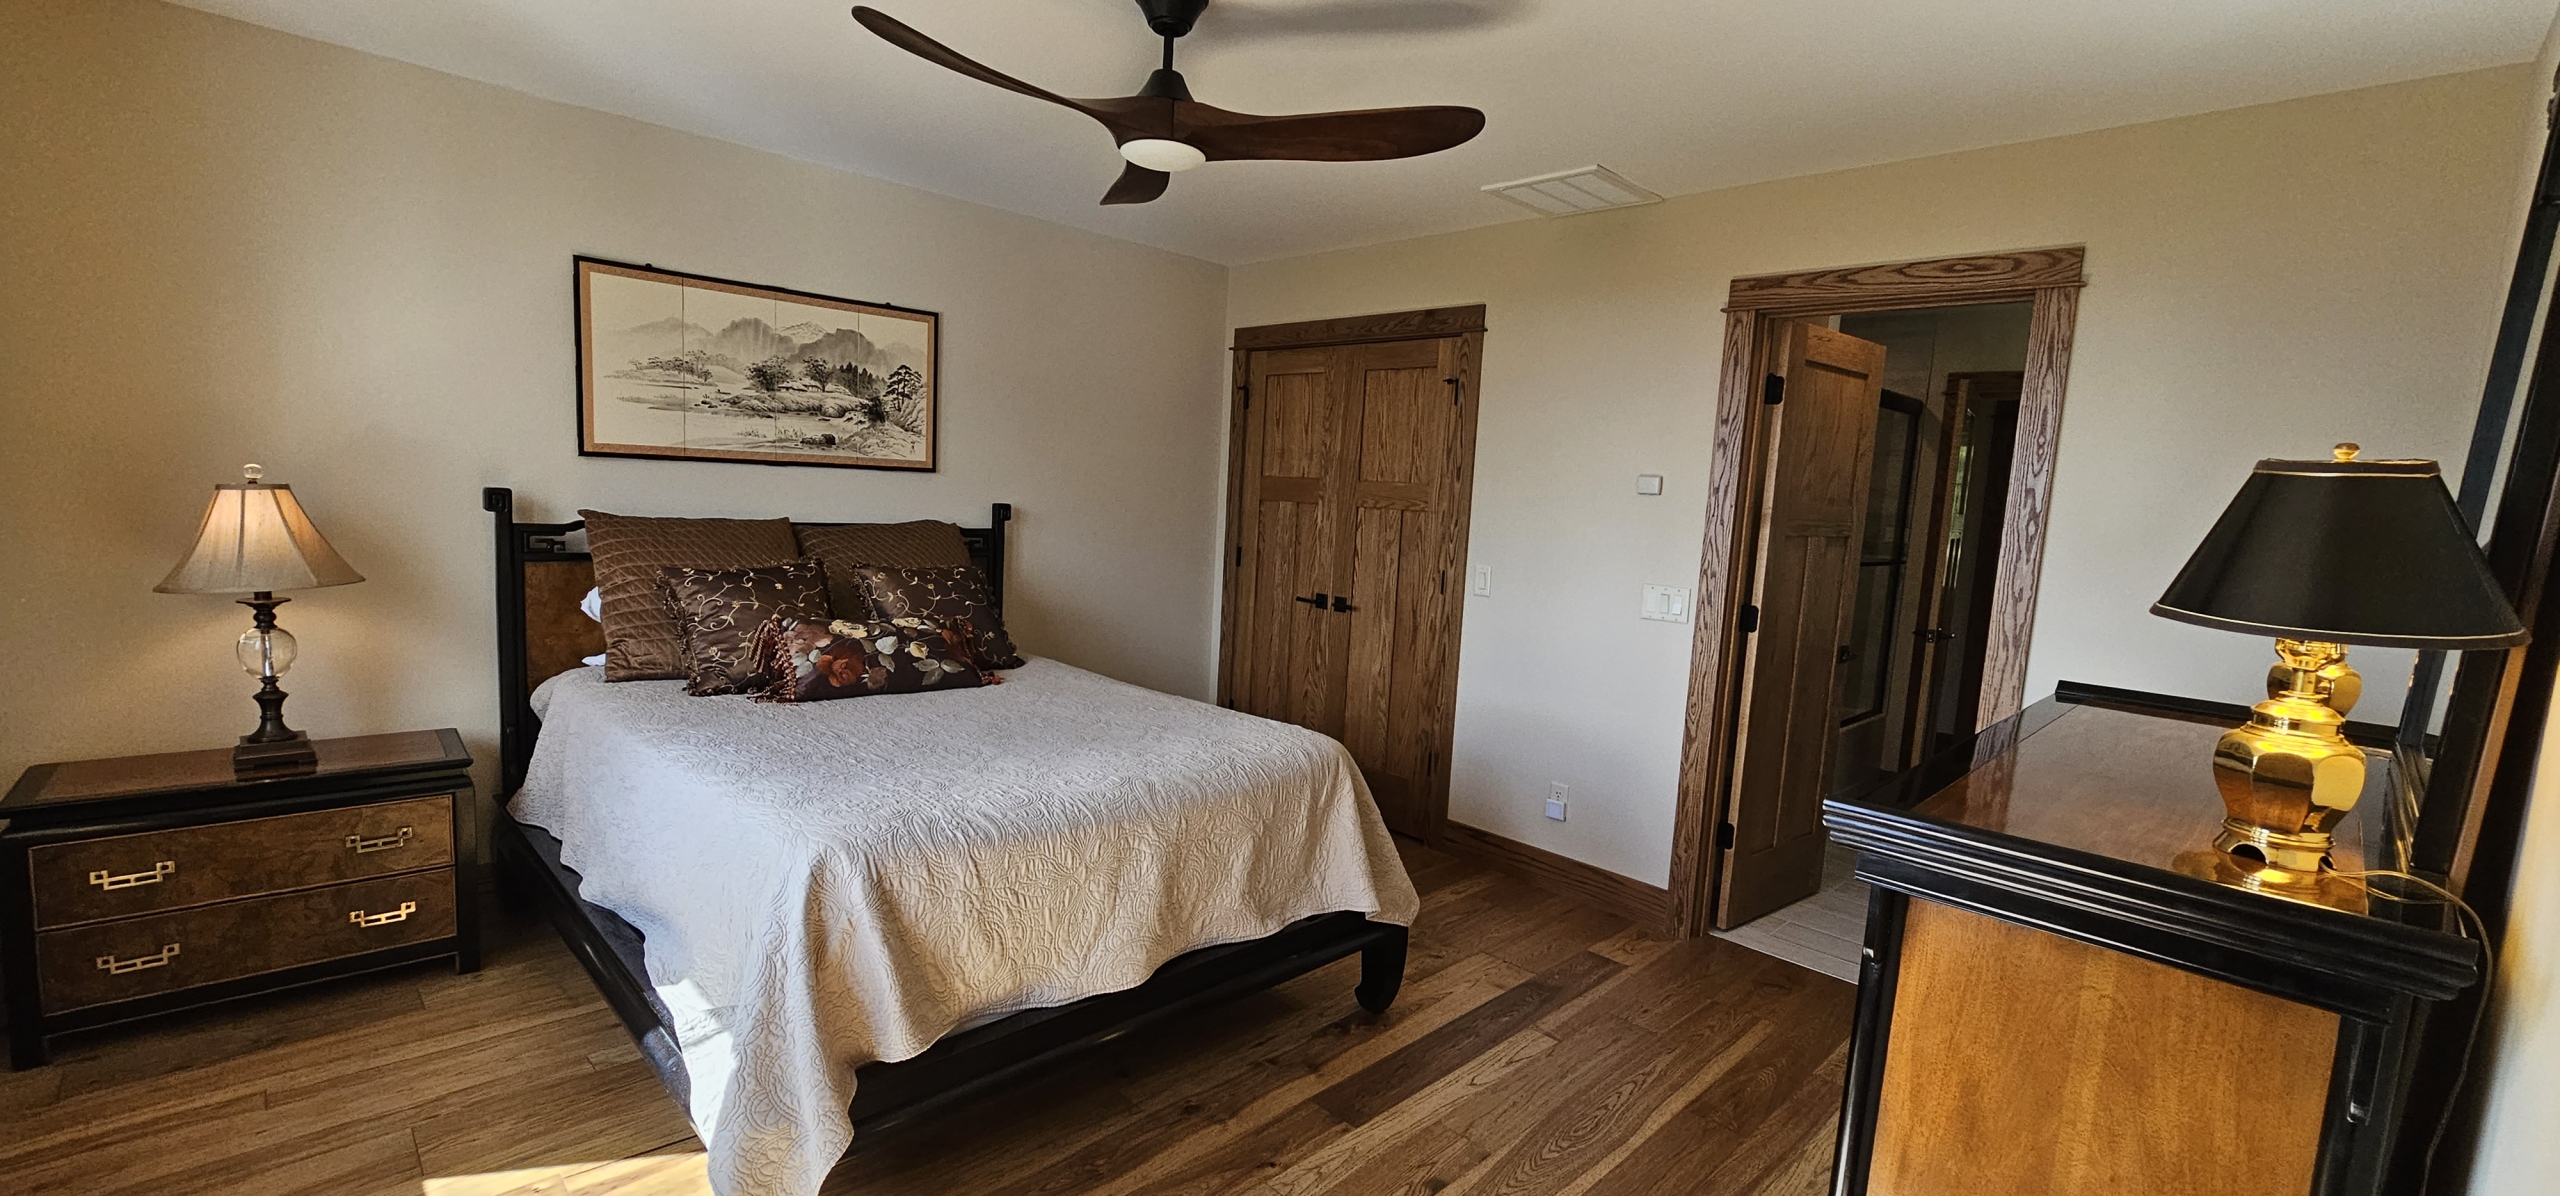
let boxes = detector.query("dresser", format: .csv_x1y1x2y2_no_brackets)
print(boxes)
2,730,477,1068
1822,692,2479,1196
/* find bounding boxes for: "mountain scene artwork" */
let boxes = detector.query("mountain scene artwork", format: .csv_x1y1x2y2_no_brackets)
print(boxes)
577,258,937,470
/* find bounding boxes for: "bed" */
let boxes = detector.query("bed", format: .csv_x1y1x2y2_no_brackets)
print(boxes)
479,488,1416,1196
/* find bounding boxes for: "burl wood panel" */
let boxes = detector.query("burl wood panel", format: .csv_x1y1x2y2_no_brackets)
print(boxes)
29,795,455,929
1868,899,2337,1196
526,558,605,690
37,869,458,1014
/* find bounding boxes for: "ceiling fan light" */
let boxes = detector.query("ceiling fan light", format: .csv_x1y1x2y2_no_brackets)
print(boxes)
1120,138,1207,173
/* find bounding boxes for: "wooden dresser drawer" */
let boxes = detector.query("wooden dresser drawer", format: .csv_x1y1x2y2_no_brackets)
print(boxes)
35,869,457,1014
28,794,453,929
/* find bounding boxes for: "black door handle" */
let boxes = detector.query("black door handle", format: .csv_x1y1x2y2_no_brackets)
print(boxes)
1331,595,1355,613
1294,592,1329,607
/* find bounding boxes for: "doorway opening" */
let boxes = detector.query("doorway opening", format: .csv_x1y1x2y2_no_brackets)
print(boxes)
1665,249,2086,941
1718,305,2033,977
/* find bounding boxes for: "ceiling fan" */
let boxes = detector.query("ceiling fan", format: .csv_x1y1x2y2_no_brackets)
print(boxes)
849,1,1487,205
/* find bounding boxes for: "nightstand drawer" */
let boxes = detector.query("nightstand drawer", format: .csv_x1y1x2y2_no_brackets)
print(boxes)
27,794,454,929
35,869,457,1014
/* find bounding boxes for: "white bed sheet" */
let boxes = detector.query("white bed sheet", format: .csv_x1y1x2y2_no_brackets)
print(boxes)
513,659,1418,1196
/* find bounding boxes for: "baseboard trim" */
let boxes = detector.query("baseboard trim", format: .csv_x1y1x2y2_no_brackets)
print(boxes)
1437,821,1673,934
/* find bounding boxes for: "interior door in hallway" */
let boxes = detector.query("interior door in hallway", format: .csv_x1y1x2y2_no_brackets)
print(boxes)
1718,323,1889,928
1222,320,1483,840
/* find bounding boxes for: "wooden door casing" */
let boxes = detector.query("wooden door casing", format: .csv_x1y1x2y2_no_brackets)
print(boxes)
1718,323,1889,928
1220,310,1485,843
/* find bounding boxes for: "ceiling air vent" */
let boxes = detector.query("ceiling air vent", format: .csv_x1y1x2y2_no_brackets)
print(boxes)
1480,165,1662,217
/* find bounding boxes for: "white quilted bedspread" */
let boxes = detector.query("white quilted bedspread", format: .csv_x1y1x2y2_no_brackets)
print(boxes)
513,659,1418,1196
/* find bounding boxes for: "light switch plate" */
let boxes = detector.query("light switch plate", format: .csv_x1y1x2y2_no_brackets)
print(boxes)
1636,474,1664,495
1640,584,1691,623
1472,564,1493,597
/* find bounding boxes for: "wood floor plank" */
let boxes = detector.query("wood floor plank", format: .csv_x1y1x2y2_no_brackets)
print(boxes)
1312,950,1618,1127
3,847,1859,1196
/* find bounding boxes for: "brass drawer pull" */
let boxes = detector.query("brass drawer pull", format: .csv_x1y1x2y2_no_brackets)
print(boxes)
345,827,414,854
88,861,177,891
348,902,417,928
97,943,181,974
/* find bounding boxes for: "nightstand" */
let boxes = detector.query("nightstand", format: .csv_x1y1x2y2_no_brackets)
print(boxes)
1,730,478,1069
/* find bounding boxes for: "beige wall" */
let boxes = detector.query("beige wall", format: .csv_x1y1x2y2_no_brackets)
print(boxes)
1229,67,2535,886
0,0,1230,794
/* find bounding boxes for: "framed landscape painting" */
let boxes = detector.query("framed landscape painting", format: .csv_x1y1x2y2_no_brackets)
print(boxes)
576,258,937,471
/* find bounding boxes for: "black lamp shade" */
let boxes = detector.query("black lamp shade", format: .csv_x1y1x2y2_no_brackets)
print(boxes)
2152,455,2528,650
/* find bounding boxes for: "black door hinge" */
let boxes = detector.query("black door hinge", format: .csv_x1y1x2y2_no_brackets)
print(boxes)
1763,374,1785,405
1717,822,1736,850
1446,376,1462,405
1738,604,1759,634
1439,569,1447,594
1239,384,1250,411
1234,545,1243,568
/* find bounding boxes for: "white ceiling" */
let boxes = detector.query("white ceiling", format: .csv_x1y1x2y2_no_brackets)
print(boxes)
172,0,2555,265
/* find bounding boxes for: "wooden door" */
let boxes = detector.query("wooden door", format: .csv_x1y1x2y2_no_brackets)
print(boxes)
1337,338,1466,837
1897,372,2024,768
1230,346,1359,735
1222,322,1482,841
1718,323,1888,928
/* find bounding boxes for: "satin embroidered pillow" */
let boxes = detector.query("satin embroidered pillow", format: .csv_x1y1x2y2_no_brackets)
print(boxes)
753,615,989,703
839,564,1024,670
659,558,832,696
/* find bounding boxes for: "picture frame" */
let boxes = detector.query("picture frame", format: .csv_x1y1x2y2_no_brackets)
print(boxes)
575,257,938,471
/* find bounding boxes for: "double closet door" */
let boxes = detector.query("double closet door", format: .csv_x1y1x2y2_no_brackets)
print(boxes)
1219,321,1484,841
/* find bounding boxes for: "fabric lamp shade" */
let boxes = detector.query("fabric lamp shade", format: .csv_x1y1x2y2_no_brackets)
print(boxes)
155,469,364,595
2151,450,2526,650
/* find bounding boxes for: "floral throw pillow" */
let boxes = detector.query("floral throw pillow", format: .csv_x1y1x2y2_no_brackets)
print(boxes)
658,558,832,696
751,614,991,703
838,563,1025,670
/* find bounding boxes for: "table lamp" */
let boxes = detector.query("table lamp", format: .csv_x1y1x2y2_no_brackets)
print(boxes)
155,465,365,773
2151,444,2526,890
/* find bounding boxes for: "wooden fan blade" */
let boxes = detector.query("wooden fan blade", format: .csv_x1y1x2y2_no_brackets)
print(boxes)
1178,103,1486,162
852,7,1121,128
1102,161,1172,205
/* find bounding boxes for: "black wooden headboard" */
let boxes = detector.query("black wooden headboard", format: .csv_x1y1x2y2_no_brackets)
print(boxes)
482,487,1011,797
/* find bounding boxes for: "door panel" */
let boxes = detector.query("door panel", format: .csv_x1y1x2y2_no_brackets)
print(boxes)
1236,352,1349,732
1339,339,1459,837
1719,323,1889,928
1227,333,1473,840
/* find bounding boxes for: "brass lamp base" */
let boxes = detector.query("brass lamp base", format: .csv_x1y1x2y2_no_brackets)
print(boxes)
2209,639,2365,889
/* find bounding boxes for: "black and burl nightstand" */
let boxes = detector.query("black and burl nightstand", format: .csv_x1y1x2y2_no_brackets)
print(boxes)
1,730,478,1068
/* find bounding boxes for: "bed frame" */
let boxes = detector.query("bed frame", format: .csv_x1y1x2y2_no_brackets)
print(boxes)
480,487,1407,1137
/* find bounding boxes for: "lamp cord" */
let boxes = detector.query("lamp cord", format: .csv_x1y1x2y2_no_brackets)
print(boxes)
2327,868,2494,1189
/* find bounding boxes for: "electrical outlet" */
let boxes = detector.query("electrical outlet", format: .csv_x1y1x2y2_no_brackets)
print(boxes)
1546,783,1568,821
1472,564,1492,597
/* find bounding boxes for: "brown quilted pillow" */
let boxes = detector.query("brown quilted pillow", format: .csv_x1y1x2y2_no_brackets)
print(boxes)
794,521,971,619
580,511,798,681
840,563,1023,670
660,558,831,696
750,614,989,703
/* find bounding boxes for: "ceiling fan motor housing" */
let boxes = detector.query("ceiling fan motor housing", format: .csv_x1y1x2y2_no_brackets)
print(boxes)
1137,0,1211,38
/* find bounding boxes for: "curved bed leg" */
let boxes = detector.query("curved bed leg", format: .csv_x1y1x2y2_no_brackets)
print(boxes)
1356,925,1408,1013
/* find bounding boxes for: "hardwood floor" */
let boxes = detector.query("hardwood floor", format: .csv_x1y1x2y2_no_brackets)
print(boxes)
0,840,1855,1196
